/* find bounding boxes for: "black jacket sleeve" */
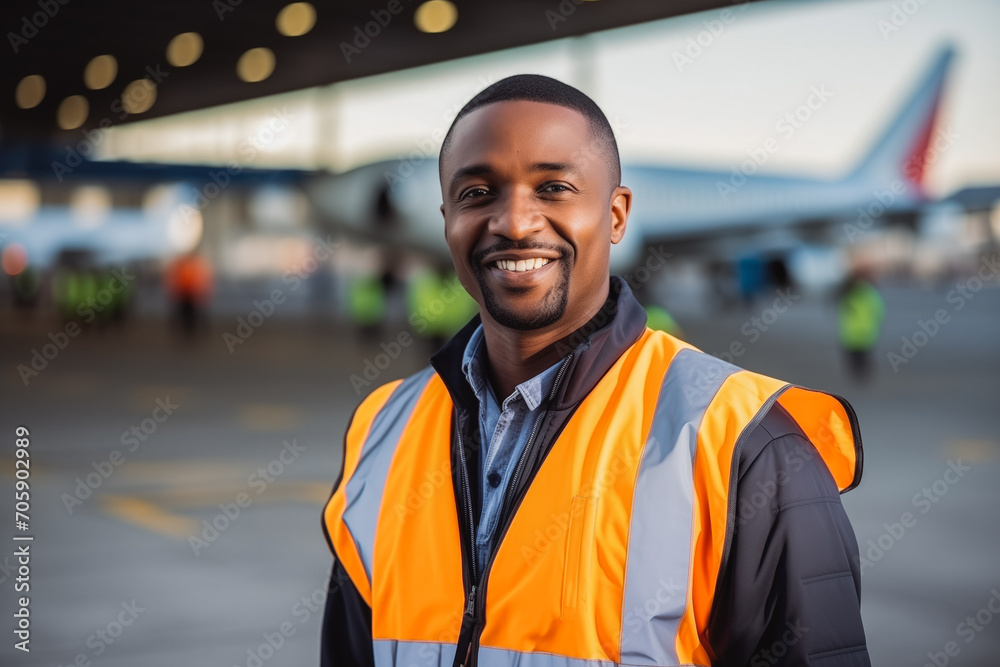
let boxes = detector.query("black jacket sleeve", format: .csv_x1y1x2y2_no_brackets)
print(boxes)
707,402,871,667
320,557,375,667
321,402,375,667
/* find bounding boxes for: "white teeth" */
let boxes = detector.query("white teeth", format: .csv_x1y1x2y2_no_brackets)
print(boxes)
495,258,551,272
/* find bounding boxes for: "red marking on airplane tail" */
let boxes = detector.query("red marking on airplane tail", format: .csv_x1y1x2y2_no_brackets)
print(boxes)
902,86,944,193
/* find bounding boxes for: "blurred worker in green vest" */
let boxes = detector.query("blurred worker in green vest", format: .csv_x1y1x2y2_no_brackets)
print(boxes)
347,273,388,339
52,268,97,321
837,271,885,382
52,266,133,327
643,303,682,338
407,267,479,353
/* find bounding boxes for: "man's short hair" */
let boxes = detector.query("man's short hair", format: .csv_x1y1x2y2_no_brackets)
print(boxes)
439,74,622,188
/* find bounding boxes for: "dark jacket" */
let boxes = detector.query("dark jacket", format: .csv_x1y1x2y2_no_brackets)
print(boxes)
320,276,870,667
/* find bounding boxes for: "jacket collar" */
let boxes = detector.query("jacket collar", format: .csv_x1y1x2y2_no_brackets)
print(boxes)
430,275,648,414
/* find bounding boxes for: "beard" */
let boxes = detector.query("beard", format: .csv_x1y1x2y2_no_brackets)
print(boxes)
471,239,572,331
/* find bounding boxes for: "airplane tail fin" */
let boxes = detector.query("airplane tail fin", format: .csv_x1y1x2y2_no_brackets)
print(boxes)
848,44,955,194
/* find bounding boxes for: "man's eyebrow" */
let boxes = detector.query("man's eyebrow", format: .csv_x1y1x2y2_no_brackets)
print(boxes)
448,161,584,192
530,162,581,177
449,164,492,192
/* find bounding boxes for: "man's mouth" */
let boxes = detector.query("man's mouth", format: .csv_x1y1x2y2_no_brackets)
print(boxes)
491,258,552,273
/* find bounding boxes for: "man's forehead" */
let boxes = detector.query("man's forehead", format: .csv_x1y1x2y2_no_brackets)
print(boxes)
443,100,593,167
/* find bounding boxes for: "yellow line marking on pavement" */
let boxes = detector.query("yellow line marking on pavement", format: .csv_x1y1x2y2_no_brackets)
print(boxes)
118,460,248,484
129,385,191,411
100,494,200,538
98,482,330,539
237,404,303,432
134,481,332,508
944,439,997,463
0,458,51,479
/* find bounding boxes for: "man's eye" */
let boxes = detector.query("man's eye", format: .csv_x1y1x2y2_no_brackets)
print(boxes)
540,183,570,194
460,187,491,200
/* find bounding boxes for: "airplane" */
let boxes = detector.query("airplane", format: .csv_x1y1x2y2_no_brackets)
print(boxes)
0,183,198,268
305,45,956,275
0,44,958,289
0,157,311,268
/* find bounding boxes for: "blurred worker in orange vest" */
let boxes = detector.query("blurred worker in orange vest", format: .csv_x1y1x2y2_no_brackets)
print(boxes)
165,253,213,337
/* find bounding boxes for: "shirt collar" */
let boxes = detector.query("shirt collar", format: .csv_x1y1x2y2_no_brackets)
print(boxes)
461,324,490,402
461,323,563,411
432,276,648,413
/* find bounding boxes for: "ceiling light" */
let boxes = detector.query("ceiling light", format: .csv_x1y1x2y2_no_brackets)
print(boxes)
167,32,204,67
57,95,89,130
237,48,276,83
122,79,157,114
414,1,457,33
276,3,316,37
84,54,118,90
70,186,112,230
15,75,45,109
168,206,204,253
0,180,40,224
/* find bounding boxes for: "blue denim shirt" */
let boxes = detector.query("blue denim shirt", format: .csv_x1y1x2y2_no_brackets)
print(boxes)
461,324,564,575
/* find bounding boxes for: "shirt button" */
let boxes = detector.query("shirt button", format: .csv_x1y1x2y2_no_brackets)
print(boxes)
487,472,501,488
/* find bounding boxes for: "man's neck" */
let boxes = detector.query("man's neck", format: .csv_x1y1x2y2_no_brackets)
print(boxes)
480,279,612,399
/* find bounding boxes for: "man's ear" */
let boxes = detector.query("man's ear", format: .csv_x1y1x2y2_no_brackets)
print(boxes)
609,186,632,245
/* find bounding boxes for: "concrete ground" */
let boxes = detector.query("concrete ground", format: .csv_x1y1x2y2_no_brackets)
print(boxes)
0,282,997,666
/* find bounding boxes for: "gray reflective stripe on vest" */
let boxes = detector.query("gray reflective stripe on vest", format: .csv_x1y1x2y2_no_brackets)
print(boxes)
343,366,436,584
620,348,739,665
375,643,618,667
373,642,618,667
478,646,616,667
374,639,456,666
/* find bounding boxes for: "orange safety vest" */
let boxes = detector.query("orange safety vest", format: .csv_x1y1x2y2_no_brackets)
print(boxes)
323,328,861,666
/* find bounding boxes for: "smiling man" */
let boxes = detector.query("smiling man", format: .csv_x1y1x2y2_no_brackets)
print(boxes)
321,75,871,667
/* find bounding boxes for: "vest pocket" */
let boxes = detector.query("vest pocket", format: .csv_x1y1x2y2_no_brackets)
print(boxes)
561,495,599,617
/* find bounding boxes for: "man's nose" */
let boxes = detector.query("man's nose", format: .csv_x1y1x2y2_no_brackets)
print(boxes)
488,189,545,240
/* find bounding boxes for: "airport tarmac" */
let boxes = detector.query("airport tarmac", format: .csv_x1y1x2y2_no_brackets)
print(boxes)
0,282,997,666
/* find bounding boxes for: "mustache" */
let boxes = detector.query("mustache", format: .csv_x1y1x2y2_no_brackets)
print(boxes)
471,239,569,265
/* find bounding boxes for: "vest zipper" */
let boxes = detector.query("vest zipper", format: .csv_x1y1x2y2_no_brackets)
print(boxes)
453,416,479,667
456,423,478,584
452,354,575,667
455,585,477,667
